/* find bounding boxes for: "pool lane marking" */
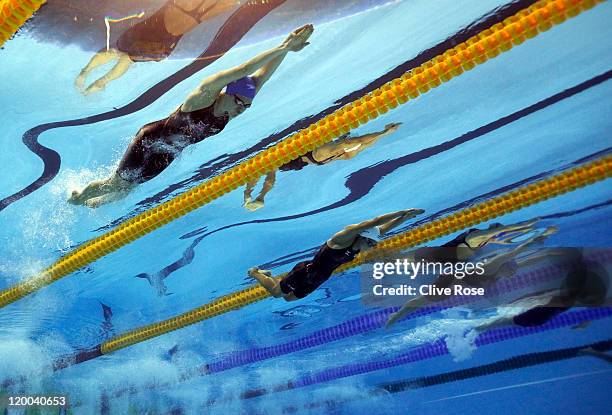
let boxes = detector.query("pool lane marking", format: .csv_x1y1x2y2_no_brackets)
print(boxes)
425,369,612,403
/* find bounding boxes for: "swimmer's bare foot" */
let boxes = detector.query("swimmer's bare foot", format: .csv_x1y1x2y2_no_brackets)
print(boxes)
401,208,425,219
577,347,612,363
75,73,87,92
531,226,558,244
384,122,402,133
85,80,106,95
571,320,591,330
248,267,272,281
244,196,265,212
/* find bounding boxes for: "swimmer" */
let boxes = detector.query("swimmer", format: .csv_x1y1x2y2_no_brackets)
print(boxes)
69,24,314,207
476,249,609,331
75,0,239,94
385,221,557,328
243,123,403,211
248,209,425,301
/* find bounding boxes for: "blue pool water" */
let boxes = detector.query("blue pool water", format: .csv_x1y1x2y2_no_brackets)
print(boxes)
1,0,611,413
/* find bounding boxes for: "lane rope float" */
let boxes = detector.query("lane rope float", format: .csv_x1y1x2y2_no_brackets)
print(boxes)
0,0,46,47
0,0,604,310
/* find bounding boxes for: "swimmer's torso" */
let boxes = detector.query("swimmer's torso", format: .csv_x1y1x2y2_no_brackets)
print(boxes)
117,106,229,183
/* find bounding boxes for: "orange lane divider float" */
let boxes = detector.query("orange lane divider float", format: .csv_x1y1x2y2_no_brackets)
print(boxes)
99,154,611,354
0,0,46,47
0,0,605,311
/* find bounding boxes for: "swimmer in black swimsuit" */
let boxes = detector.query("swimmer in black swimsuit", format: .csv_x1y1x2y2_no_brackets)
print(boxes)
75,0,239,94
243,123,403,211
477,249,609,331
69,24,314,207
385,220,558,327
75,0,249,94
248,209,425,301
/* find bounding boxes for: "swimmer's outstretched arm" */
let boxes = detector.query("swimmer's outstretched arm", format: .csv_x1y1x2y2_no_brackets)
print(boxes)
475,219,541,245
251,25,314,93
385,295,432,328
481,226,558,274
182,24,314,111
317,123,402,160
329,209,424,248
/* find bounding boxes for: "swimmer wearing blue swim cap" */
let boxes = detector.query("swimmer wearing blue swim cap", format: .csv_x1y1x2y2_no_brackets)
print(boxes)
69,24,314,207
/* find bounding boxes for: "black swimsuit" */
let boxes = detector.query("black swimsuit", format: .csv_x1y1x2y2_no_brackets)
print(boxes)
116,1,217,62
117,105,229,183
280,237,368,299
512,306,571,327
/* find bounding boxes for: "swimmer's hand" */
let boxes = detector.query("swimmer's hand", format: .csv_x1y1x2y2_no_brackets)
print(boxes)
283,24,314,52
384,122,402,133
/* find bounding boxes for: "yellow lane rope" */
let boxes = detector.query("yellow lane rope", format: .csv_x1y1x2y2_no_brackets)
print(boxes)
0,0,604,310
0,0,46,47
100,155,611,354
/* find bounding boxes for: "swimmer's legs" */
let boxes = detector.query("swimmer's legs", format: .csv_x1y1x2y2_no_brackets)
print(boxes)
68,173,135,207
248,267,284,298
76,49,133,94
377,208,422,236
329,209,424,249
85,52,133,94
243,171,276,211
76,50,116,91
313,123,402,162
